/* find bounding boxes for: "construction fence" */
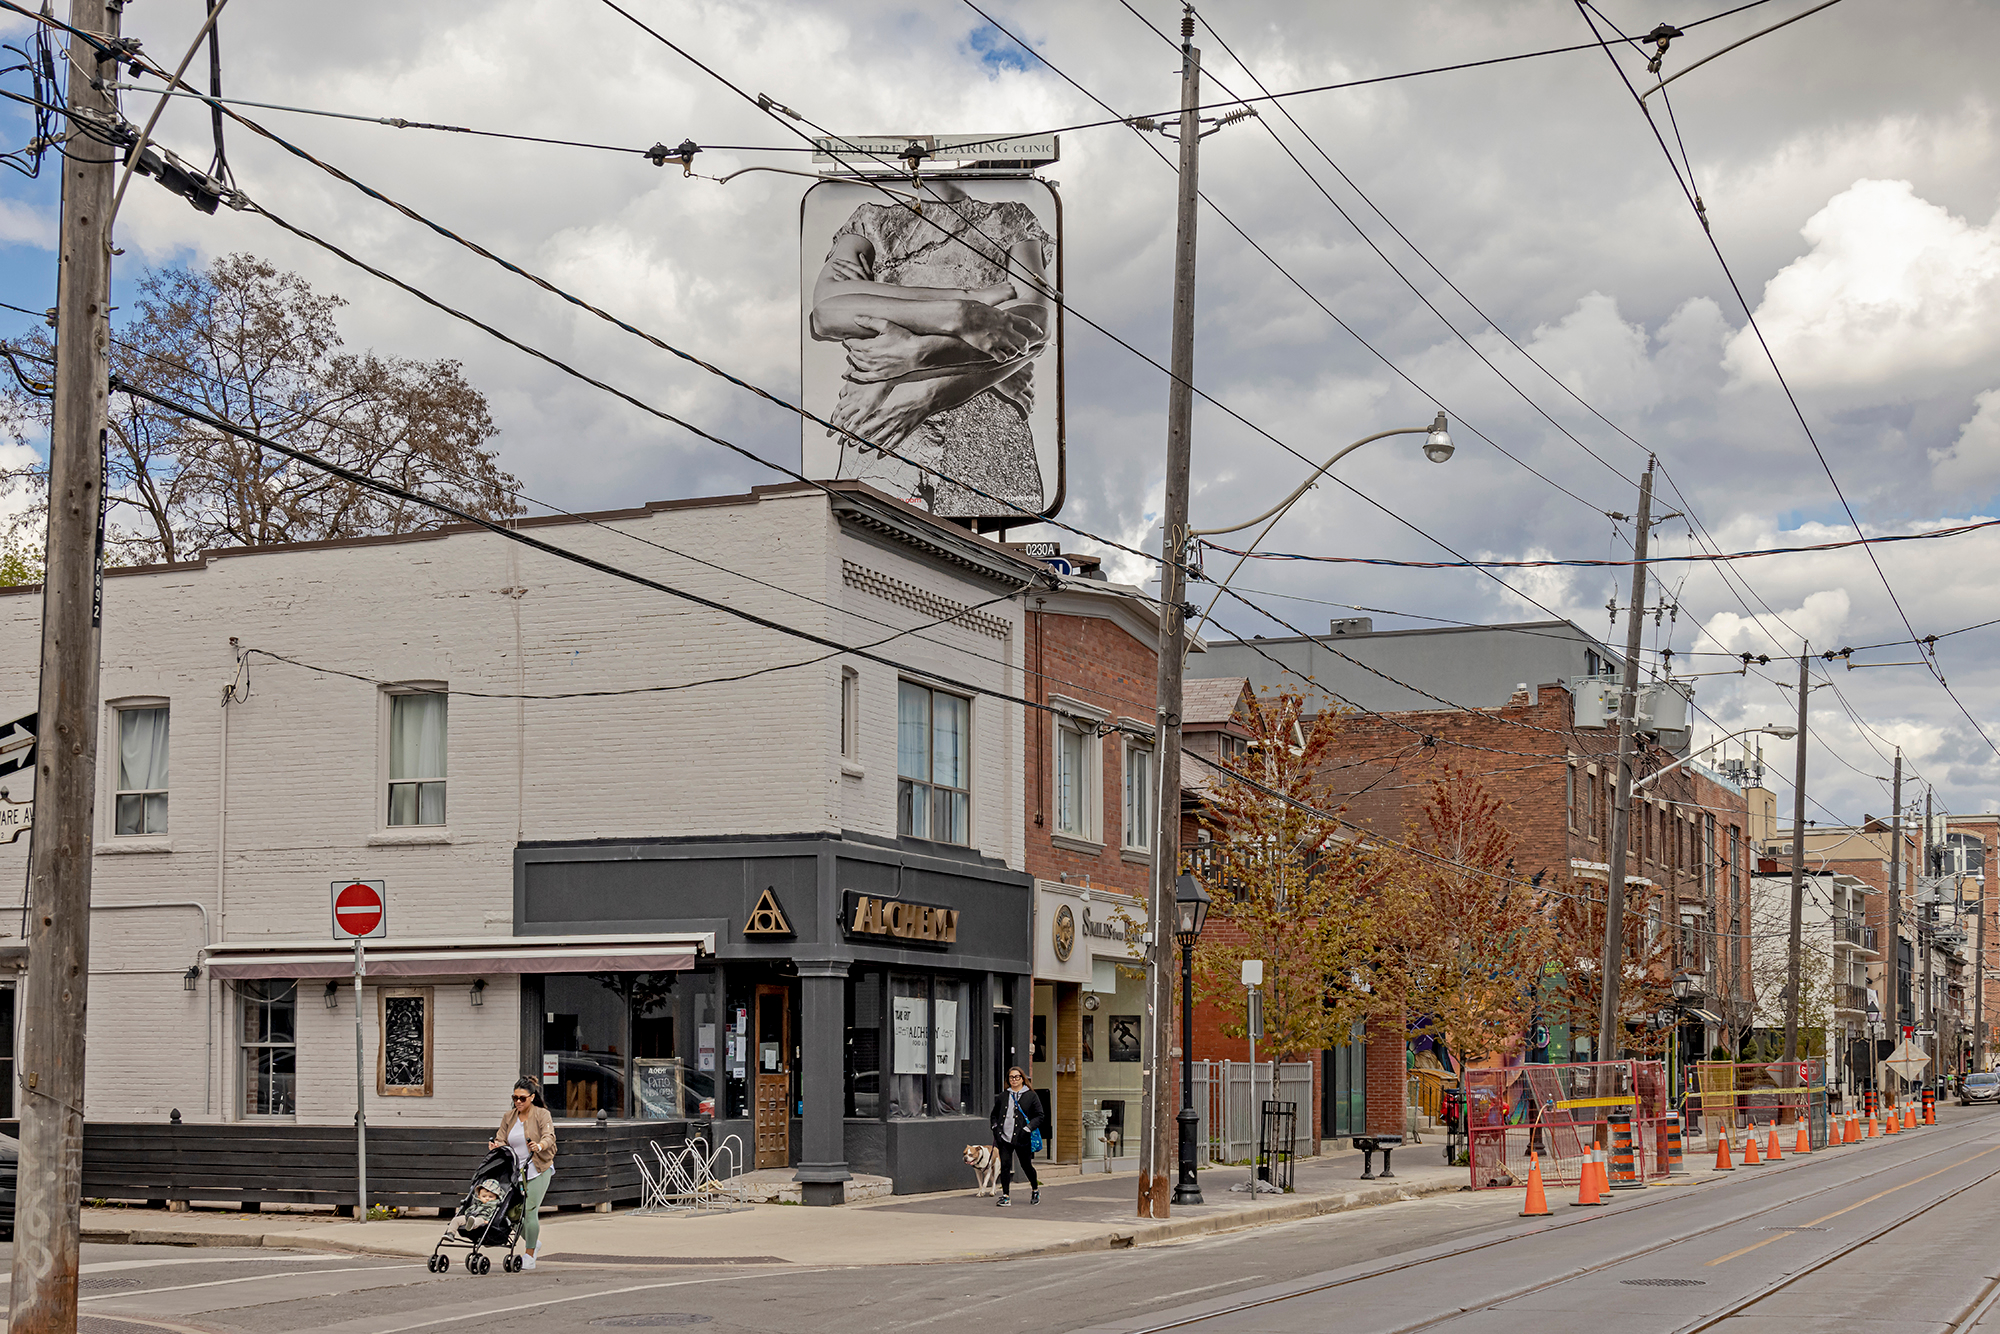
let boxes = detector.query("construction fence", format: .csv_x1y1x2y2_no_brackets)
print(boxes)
1465,1059,1671,1190
1686,1059,1830,1151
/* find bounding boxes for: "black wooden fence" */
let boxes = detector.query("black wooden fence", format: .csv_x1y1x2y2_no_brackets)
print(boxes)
0,1120,691,1212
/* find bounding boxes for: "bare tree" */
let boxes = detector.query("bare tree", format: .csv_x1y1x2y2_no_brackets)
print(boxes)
2,253,522,563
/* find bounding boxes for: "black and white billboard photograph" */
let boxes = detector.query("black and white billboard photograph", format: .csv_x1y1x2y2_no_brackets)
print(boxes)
801,176,1062,524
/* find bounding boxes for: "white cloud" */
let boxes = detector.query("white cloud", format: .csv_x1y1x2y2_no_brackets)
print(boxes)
1929,388,2000,495
0,199,53,250
1724,179,2000,395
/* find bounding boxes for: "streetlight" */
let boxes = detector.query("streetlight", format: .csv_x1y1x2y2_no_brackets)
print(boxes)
1173,872,1211,1206
1631,724,1797,792
1185,413,1452,642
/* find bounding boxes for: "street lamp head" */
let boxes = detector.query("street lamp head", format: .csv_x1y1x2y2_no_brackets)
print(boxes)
1762,725,1799,740
1422,411,1453,464
1174,873,1211,948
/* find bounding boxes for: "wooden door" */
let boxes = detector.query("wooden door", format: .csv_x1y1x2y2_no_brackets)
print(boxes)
754,985,791,1169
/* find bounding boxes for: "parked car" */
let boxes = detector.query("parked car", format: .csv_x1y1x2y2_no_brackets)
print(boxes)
1960,1071,2000,1105
0,1131,16,1240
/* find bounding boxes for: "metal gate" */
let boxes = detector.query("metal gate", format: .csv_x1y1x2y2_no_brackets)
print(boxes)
1193,1061,1313,1162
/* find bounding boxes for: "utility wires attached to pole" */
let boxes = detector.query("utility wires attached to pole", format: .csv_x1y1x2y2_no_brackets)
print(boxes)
1595,459,1655,1058
1922,787,1934,1078
9,0,117,1327
1887,751,1903,1089
1140,4,1202,1222
1781,650,1809,1067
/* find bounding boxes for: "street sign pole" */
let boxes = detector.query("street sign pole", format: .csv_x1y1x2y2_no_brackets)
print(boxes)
355,935,367,1222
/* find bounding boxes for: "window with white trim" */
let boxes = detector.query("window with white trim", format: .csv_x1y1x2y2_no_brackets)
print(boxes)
1123,744,1154,851
387,691,447,826
840,668,860,760
1055,719,1093,839
241,980,297,1116
114,704,169,835
898,681,970,845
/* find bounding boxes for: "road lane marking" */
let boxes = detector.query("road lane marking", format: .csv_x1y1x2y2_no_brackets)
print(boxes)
81,1263,418,1300
361,1268,836,1334
1705,1143,2000,1266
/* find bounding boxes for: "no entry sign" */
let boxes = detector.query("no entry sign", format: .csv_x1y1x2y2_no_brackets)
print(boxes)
332,880,387,939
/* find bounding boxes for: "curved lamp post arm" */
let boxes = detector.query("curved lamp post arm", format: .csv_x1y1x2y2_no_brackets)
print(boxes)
1631,723,1795,792
1184,413,1447,647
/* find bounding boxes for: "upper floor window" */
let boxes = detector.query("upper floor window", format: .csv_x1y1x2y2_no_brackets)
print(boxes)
898,681,969,845
1055,720,1092,839
388,691,447,826
1124,744,1154,851
840,668,860,760
114,705,169,835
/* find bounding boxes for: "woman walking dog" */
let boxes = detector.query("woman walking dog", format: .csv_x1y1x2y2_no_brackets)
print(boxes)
988,1066,1046,1207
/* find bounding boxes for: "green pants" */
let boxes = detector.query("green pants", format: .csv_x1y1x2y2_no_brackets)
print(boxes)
521,1168,553,1251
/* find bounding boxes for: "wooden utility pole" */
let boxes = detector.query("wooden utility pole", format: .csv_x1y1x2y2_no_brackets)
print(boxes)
1595,459,1654,1056
1976,825,1988,1073
1140,7,1201,1222
1781,651,1809,1064
1886,752,1903,1091
10,0,117,1326
1921,788,1934,1079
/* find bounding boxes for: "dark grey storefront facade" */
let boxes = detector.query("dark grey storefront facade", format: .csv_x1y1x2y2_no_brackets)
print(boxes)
515,831,1033,1203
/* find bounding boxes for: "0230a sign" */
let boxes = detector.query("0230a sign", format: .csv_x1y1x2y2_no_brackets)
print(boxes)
331,880,387,939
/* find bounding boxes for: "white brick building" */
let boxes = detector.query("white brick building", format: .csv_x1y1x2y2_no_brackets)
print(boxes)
0,481,1050,1201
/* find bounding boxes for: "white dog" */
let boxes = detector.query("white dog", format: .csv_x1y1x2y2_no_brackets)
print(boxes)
964,1143,1002,1196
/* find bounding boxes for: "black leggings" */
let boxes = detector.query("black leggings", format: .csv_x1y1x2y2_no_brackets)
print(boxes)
997,1135,1039,1193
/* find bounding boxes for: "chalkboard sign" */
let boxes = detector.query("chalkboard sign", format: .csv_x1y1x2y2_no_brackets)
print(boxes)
635,1057,686,1120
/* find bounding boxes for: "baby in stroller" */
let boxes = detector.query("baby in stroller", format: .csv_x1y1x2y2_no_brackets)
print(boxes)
428,1146,526,1274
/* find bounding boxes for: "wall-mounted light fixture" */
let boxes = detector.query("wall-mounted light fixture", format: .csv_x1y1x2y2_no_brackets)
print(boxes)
324,979,340,1009
182,965,199,992
470,978,486,1008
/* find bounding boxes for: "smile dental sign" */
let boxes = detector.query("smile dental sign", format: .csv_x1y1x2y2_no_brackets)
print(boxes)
332,880,388,939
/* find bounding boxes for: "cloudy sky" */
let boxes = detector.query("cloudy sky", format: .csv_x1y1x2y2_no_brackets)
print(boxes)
0,0,1995,828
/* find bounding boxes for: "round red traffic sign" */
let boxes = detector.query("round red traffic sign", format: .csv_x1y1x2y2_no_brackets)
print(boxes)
334,882,383,937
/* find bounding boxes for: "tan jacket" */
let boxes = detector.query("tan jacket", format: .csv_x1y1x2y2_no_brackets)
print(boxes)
496,1103,557,1173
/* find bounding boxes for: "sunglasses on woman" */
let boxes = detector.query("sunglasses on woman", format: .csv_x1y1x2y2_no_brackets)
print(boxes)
513,1094,531,1102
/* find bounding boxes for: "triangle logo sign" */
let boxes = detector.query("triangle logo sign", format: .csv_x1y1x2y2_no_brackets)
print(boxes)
745,887,793,937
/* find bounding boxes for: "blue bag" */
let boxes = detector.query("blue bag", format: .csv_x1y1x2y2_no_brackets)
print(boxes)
1031,1127,1043,1153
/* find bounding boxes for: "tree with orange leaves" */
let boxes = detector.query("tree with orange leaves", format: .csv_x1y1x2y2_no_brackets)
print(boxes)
1186,692,1382,1062
1373,765,1558,1068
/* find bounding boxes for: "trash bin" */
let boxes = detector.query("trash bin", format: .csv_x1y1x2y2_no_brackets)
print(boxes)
1081,1109,1108,1160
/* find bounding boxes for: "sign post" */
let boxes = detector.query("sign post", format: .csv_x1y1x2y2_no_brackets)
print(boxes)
332,880,386,1222
1242,960,1264,1151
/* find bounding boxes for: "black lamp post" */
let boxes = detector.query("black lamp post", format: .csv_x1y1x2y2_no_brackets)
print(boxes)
1173,872,1211,1206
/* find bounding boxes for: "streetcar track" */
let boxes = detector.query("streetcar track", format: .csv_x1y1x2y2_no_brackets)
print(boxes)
1106,1115,1999,1334
1672,1150,2000,1332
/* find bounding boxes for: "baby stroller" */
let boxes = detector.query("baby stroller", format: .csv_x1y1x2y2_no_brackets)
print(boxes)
428,1147,526,1274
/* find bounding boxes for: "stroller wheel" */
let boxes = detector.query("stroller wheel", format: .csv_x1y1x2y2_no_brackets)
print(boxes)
477,1255,492,1275
464,1253,478,1273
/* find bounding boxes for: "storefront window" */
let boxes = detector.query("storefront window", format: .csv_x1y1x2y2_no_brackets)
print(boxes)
544,974,629,1118
890,975,931,1118
846,970,883,1117
935,977,971,1114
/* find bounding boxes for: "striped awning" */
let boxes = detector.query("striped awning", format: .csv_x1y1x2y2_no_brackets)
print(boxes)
202,933,711,981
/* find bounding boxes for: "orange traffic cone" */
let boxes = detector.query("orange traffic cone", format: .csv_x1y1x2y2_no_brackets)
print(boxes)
1795,1120,1811,1155
1743,1129,1762,1165
1845,1114,1858,1144
1571,1141,1608,1207
1886,1107,1900,1134
1766,1124,1784,1161
1908,1104,1919,1129
1714,1127,1735,1172
1520,1152,1551,1217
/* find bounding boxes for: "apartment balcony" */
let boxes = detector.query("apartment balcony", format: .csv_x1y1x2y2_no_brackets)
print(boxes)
1835,982,1870,1014
1834,918,1863,948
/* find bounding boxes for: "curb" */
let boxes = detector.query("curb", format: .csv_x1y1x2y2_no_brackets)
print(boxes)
78,1174,1470,1264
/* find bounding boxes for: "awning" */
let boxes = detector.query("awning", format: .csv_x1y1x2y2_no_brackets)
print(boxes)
202,932,712,981
1686,1007,1723,1025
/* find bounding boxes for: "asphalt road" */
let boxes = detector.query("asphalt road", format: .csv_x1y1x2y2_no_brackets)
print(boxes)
6,1105,1998,1334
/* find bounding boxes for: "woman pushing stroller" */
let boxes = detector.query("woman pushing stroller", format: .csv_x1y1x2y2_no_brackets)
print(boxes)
490,1077,556,1268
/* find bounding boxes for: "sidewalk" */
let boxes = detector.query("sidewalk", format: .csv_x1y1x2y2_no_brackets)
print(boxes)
76,1140,1470,1266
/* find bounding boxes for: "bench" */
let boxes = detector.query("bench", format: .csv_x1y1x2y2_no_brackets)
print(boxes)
1352,1133,1404,1180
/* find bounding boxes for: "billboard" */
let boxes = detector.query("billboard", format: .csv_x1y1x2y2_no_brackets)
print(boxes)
801,176,1063,527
